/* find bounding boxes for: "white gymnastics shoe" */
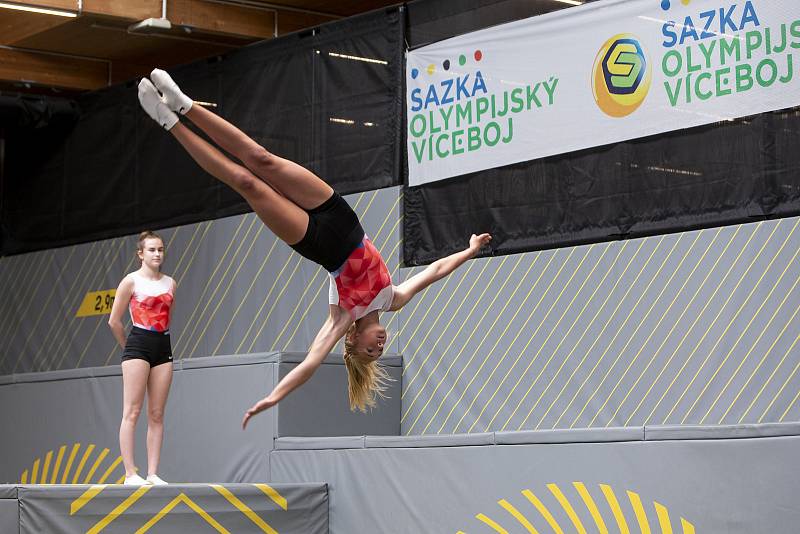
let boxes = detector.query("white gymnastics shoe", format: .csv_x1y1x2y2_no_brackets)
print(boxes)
123,474,151,486
150,68,193,115
146,474,169,485
138,78,178,130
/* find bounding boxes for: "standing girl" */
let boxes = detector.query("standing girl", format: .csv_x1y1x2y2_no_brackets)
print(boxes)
108,231,175,485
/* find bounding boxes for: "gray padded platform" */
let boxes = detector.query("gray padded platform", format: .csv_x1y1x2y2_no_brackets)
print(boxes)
1,482,327,534
271,424,800,533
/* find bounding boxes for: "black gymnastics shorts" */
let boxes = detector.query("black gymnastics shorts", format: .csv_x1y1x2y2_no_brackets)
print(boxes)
122,327,173,367
290,192,365,272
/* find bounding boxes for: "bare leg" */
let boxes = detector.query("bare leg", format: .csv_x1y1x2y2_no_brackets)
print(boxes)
170,122,309,245
183,106,334,210
146,362,172,477
120,359,150,477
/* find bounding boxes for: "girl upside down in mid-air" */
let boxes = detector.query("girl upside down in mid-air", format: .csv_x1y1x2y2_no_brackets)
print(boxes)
137,69,492,428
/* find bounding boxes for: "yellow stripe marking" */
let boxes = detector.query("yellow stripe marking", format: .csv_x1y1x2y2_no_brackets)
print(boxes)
20,470,27,484
70,485,107,515
573,482,608,534
780,383,800,421
533,243,630,429
422,256,522,434
677,220,799,423
185,217,260,357
236,253,299,354
211,484,278,534
1,252,53,365
499,246,599,430
408,256,509,433
476,248,578,432
97,455,123,484
401,260,478,381
51,239,127,370
116,473,127,485
175,216,248,352
61,443,81,484
86,485,150,534
458,250,560,432
756,339,800,422
15,247,76,368
476,513,509,533
622,226,742,425
254,483,288,510
515,243,621,429
50,445,66,484
498,498,539,533
281,270,328,351
655,502,673,534
713,274,800,423
657,220,787,423
71,444,95,484
738,329,800,423
28,241,98,369
522,489,564,534
595,230,709,427
212,237,279,355
272,263,325,350
247,254,307,354
638,224,763,423
547,483,586,534
600,484,629,534
585,233,696,427
31,458,39,484
40,450,53,485
681,517,696,534
135,493,229,533
570,235,680,427
441,254,539,433
627,491,651,534
82,447,109,483
559,238,663,428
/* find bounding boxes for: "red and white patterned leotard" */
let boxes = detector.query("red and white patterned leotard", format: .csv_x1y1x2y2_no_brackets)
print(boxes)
328,236,393,320
129,272,174,332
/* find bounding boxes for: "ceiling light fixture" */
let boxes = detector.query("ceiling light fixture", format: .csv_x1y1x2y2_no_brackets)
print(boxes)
0,1,76,17
553,0,584,5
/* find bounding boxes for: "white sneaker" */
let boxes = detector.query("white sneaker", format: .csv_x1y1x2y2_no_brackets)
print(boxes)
150,68,193,115
146,474,168,485
138,78,178,130
123,474,151,486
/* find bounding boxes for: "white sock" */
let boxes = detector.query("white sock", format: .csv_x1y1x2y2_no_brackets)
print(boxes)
150,68,193,115
138,78,178,130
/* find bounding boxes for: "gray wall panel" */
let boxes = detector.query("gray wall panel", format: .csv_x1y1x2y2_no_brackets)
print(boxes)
1,187,798,434
0,499,17,534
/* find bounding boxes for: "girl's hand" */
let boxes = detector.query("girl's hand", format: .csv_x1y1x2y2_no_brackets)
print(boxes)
241,396,276,430
469,233,492,254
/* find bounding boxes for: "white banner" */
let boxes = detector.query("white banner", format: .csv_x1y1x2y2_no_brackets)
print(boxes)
406,0,800,186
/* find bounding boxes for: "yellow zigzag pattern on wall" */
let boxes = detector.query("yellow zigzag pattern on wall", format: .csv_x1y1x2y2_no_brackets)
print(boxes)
459,483,695,534
20,443,126,485
69,483,289,534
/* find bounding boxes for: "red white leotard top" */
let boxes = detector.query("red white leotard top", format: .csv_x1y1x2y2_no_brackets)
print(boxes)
328,236,393,320
128,272,175,332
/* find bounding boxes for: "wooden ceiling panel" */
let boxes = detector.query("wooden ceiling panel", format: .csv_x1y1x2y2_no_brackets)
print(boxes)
0,0,402,94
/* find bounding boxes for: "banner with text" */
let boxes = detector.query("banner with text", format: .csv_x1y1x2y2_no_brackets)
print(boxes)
406,0,800,186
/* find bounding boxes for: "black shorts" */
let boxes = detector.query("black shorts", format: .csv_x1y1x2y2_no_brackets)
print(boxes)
122,327,173,367
290,192,365,272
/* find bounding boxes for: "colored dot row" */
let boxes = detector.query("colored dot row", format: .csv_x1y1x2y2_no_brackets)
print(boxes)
661,0,691,10
410,50,483,79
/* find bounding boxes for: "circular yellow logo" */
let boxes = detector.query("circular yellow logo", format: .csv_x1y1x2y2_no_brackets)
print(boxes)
592,34,651,118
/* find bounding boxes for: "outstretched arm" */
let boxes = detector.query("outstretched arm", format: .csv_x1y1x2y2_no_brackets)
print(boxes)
242,307,352,429
390,233,492,311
